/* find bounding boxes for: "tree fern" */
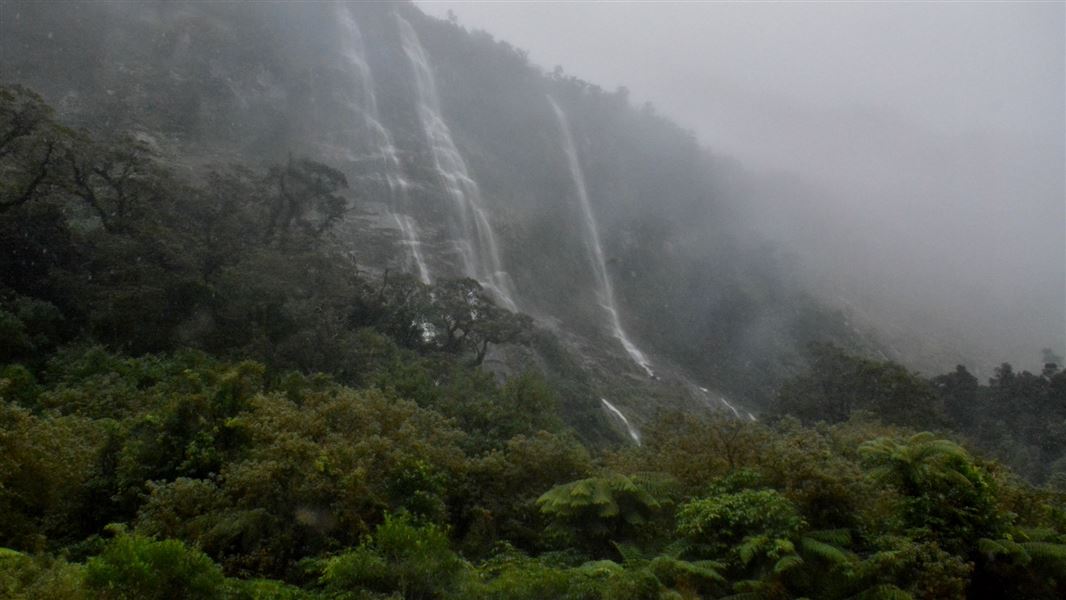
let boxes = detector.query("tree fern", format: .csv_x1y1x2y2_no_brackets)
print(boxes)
847,583,913,600
649,555,726,584
806,528,852,547
774,554,804,574
981,535,1066,574
859,433,973,493
717,593,766,600
537,474,660,523
978,537,1027,562
1023,541,1066,564
611,541,646,563
800,536,851,564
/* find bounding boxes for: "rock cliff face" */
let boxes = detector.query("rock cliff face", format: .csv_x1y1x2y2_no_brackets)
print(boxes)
1,1,876,437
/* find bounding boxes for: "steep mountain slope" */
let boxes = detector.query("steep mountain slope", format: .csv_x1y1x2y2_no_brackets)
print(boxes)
0,0,879,439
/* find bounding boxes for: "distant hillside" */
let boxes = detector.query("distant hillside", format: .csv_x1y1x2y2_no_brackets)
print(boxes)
1,0,881,428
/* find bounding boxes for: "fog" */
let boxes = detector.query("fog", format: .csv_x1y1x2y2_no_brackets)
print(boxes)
417,1,1065,372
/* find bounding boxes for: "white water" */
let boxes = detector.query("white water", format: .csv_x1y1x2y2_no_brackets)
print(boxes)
549,96,654,377
698,386,756,421
396,14,517,310
601,398,641,444
393,213,431,284
337,6,431,284
718,396,742,419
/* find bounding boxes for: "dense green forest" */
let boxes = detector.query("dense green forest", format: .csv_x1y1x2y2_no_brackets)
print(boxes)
3,84,1066,599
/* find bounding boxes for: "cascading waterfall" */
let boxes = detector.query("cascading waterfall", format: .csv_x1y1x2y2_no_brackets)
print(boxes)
600,398,641,445
718,395,742,419
698,386,756,421
337,6,431,284
392,213,430,284
395,13,517,310
549,96,655,377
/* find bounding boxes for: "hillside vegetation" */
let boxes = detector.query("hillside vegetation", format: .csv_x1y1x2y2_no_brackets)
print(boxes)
2,85,1065,599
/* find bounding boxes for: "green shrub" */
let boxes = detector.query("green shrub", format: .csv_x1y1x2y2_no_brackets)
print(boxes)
320,514,468,599
677,488,804,551
0,550,86,599
84,531,225,599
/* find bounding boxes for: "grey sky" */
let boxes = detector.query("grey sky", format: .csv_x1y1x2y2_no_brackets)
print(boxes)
418,0,1065,369
418,2,1061,145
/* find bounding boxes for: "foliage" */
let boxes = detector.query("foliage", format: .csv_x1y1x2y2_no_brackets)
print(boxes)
859,433,1001,552
677,487,805,552
319,514,469,600
537,474,663,555
0,551,87,599
0,397,105,548
84,530,226,600
774,343,944,428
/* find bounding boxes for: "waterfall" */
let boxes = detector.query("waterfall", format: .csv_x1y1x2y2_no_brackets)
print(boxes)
718,395,742,419
392,213,430,284
600,398,641,444
698,386,754,420
395,13,517,310
549,96,655,377
336,5,430,284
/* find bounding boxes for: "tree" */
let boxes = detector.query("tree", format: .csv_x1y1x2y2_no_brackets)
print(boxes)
319,513,469,600
58,133,170,234
931,365,980,430
460,431,592,552
976,527,1066,599
676,482,869,600
611,412,769,491
0,86,66,214
84,530,225,600
775,344,944,428
0,399,104,549
263,157,347,245
537,473,662,556
427,278,533,365
859,433,1001,552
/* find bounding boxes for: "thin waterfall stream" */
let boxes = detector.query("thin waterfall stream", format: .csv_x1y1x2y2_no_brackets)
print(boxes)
549,96,655,377
600,398,641,444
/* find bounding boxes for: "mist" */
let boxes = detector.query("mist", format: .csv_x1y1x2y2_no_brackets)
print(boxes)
419,1,1066,372
6,2,1066,588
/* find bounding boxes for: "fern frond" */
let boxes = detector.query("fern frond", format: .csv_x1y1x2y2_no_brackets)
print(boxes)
1017,527,1059,543
1021,541,1066,564
978,537,1028,562
807,528,852,547
576,559,623,577
730,578,768,594
907,432,938,445
612,541,646,563
801,536,852,564
738,535,768,565
774,554,804,574
628,471,682,499
650,555,727,583
848,583,913,600
660,539,693,559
